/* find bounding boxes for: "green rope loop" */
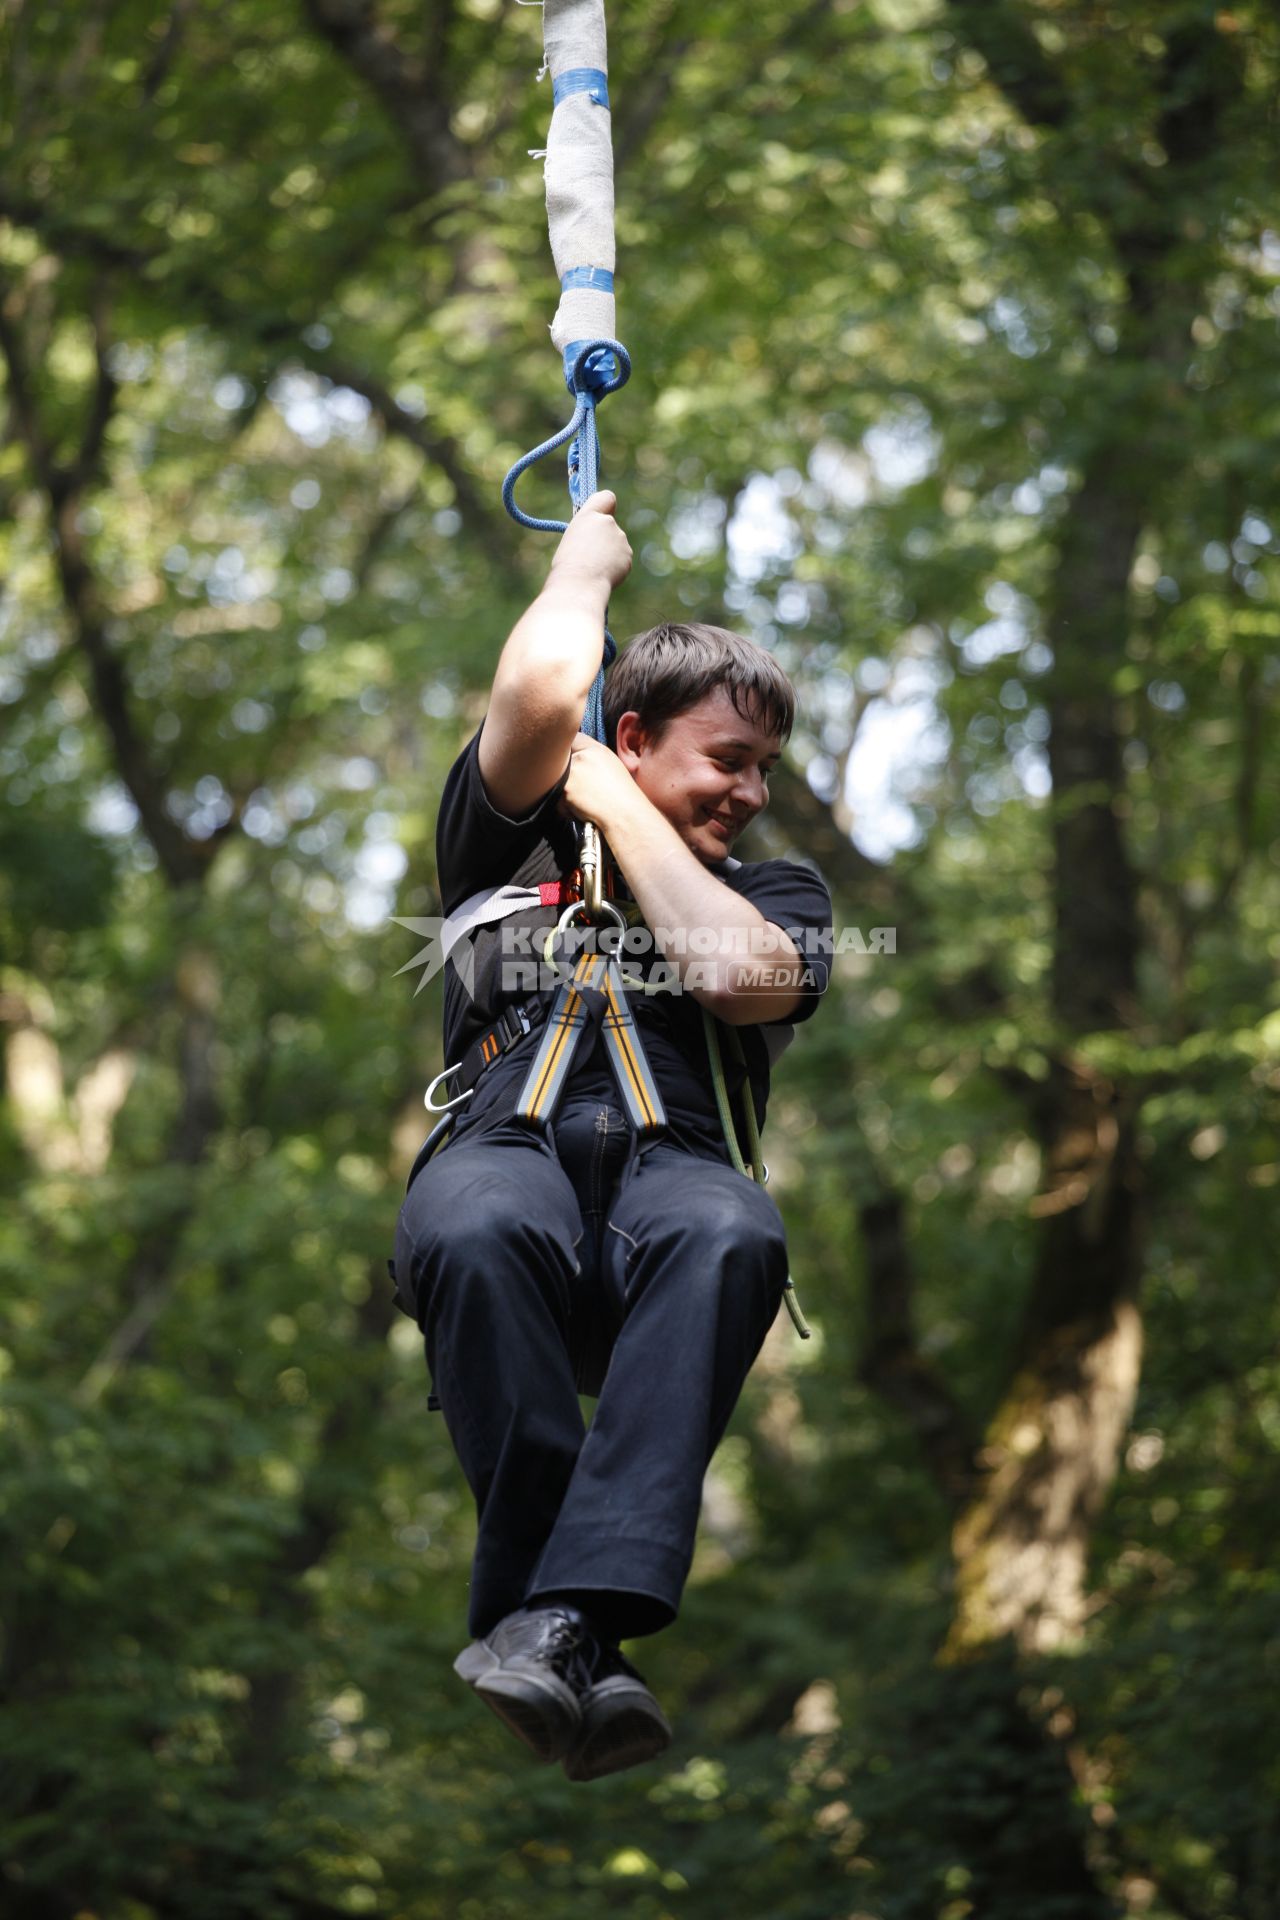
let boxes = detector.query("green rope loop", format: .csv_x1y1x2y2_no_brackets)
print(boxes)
701,1008,811,1340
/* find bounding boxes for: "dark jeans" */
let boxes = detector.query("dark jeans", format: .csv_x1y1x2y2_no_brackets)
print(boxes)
393,1076,788,1641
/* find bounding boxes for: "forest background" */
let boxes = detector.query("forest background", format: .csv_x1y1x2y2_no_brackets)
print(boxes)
2,1,1278,1917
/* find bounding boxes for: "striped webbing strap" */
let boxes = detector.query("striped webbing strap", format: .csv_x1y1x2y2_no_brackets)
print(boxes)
515,949,666,1135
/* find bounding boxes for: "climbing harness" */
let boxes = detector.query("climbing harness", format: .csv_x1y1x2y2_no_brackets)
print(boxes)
413,869,812,1337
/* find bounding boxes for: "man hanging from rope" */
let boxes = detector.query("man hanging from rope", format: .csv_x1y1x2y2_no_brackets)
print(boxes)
392,488,833,1781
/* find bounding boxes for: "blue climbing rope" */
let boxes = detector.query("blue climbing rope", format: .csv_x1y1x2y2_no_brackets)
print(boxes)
502,338,631,742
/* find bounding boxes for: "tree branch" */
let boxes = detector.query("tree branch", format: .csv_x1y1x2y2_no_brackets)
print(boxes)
0,272,58,490
141,0,197,102
351,482,419,593
942,1,1072,132
1154,10,1248,174
0,273,208,887
301,0,468,188
310,350,531,589
64,281,117,494
759,759,897,905
423,0,457,82
0,186,153,273
0,186,519,575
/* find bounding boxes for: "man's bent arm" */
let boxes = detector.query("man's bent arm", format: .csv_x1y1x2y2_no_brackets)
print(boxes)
477,493,631,818
567,739,806,1026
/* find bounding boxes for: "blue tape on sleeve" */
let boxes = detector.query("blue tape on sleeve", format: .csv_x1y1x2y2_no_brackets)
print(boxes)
560,267,615,293
552,67,610,108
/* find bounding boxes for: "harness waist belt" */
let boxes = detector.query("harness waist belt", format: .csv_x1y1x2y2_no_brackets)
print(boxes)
453,998,547,1098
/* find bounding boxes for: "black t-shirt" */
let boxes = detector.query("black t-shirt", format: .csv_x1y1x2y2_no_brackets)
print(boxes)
435,730,832,1133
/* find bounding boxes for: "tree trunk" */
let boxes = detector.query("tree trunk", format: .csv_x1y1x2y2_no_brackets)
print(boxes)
947,452,1147,1653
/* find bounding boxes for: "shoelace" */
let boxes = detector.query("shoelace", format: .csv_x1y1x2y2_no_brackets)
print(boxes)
530,1610,599,1693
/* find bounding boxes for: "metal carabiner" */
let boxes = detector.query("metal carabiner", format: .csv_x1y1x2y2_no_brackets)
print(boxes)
423,1063,474,1114
580,820,604,917
542,897,627,982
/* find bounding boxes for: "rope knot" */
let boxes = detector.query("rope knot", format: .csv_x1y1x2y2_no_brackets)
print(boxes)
502,338,631,533
564,338,631,398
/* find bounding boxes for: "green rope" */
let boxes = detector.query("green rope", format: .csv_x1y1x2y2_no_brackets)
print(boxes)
725,1023,765,1176
701,1005,749,1177
701,1008,811,1340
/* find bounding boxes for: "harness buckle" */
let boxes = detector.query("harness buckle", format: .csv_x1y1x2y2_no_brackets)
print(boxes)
500,1003,534,1046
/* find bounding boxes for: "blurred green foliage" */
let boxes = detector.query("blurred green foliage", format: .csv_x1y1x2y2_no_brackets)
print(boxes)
1,1,1278,1917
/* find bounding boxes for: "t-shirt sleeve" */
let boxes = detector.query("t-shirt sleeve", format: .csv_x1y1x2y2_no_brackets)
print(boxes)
435,728,570,914
726,857,834,1025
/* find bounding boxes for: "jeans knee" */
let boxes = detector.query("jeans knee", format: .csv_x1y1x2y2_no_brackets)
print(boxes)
687,1184,787,1278
396,1170,578,1332
396,1175,487,1321
400,1181,496,1268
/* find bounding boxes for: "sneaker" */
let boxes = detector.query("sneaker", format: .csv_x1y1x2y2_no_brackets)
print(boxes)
562,1641,672,1783
453,1606,594,1763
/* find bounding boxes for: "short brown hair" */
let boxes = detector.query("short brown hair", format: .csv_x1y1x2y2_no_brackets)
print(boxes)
603,622,796,747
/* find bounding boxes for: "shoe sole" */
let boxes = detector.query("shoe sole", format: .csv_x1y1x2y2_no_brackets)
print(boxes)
454,1640,582,1764
563,1678,672,1783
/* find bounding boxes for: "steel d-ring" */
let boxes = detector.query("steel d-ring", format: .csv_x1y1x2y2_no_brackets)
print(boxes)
542,898,627,981
423,1062,474,1114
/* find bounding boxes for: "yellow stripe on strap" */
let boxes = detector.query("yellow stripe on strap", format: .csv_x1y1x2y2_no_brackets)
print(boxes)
513,947,665,1137
601,973,654,1124
517,952,601,1122
600,958,665,1132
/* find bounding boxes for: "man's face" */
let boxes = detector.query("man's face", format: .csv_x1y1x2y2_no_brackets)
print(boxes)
614,685,783,866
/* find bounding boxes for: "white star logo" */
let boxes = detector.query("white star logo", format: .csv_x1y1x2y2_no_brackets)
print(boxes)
390,917,479,999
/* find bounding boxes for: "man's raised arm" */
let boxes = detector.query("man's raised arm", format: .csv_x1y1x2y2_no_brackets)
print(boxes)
477,491,632,818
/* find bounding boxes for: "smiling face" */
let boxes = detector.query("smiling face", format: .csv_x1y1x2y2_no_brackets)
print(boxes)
613,685,783,865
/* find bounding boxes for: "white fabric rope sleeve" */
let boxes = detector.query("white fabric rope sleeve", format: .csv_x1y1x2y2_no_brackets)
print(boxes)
542,0,617,352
